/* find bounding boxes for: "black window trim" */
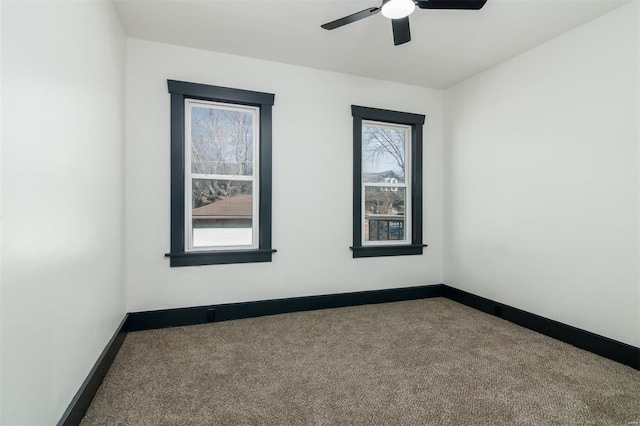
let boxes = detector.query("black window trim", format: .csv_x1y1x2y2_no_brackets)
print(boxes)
351,105,426,258
166,80,276,267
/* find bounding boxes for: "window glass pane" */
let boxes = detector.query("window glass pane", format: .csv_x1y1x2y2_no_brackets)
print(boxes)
192,179,253,247
362,124,406,183
364,186,406,241
191,105,254,175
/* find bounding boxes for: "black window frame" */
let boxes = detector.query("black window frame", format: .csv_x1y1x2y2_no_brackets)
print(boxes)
166,80,276,267
351,105,426,258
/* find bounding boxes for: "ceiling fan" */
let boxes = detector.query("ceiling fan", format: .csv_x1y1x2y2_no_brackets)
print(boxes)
321,0,488,46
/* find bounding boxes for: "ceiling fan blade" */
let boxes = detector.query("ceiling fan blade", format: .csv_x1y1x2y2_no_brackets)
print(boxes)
321,7,381,30
416,0,488,10
391,17,411,46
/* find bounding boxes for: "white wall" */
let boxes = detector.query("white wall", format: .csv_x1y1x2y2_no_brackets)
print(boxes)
126,39,443,312
0,0,3,417
1,1,126,424
444,3,639,346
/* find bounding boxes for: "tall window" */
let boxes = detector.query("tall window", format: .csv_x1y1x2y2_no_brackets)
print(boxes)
167,80,275,267
351,105,425,258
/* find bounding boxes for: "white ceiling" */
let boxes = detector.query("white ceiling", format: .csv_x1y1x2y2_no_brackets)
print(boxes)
113,0,628,89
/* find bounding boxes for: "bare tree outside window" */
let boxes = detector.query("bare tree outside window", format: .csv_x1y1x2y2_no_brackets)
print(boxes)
363,125,405,183
191,107,254,176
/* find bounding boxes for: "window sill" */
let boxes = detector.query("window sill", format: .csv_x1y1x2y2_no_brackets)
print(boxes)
165,249,276,267
350,244,427,258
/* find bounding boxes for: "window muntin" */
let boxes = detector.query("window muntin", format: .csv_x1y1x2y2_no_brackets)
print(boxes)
362,121,411,246
185,100,260,251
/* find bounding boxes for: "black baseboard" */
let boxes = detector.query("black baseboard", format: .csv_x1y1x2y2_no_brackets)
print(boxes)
125,284,445,332
443,285,640,370
57,315,129,426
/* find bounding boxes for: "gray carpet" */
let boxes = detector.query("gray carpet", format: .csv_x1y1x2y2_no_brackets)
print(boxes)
82,298,640,425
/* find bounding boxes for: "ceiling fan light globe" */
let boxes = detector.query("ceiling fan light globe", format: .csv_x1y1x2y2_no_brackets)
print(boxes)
381,0,416,19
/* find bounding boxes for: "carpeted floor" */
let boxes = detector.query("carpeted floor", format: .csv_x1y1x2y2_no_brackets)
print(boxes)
81,298,640,425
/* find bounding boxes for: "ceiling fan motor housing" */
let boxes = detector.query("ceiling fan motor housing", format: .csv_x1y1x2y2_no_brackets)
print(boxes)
381,0,417,20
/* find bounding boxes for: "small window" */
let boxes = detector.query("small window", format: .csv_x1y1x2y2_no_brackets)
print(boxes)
351,106,426,258
167,80,275,267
